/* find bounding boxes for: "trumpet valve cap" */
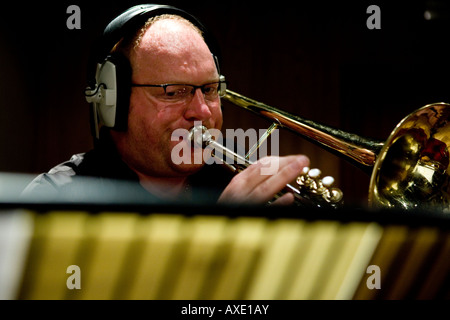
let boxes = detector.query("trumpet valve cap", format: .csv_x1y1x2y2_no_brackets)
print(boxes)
321,176,335,188
308,168,321,179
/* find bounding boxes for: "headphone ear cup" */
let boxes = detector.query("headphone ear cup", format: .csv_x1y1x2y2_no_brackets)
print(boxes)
107,53,132,131
94,53,131,132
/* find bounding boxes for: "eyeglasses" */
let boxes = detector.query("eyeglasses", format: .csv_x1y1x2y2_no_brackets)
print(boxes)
131,80,227,103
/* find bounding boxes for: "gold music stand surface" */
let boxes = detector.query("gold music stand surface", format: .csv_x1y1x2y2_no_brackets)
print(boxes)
0,200,448,301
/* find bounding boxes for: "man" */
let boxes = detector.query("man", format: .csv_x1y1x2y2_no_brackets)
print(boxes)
22,5,309,205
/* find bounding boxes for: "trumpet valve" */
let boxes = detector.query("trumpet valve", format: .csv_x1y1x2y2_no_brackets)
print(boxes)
321,176,344,203
321,176,335,188
297,167,320,190
325,188,344,204
297,167,313,186
308,168,322,179
296,167,344,205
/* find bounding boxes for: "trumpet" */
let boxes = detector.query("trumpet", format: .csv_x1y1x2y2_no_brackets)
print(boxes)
214,89,450,211
189,125,344,208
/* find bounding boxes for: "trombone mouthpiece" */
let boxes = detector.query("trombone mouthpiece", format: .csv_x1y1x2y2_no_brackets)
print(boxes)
188,125,212,148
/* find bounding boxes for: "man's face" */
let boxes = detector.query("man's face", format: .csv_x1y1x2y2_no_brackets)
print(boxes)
110,18,223,178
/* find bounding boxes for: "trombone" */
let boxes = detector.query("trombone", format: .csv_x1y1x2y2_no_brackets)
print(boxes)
218,89,450,211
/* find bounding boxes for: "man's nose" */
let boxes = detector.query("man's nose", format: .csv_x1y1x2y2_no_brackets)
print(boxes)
183,88,212,121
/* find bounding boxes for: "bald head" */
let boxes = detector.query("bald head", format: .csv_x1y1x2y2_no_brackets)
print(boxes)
126,16,217,85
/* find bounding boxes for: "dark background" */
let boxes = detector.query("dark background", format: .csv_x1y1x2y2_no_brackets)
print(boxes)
1,0,450,206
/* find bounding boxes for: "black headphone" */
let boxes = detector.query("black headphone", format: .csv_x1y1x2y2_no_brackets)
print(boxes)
85,4,223,139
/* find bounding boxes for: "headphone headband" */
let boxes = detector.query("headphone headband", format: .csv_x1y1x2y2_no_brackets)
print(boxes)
93,4,218,67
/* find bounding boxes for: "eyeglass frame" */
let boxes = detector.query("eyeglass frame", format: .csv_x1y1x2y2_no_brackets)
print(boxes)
130,76,227,102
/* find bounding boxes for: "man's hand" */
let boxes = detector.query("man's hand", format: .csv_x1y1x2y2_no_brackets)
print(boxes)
218,155,310,205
